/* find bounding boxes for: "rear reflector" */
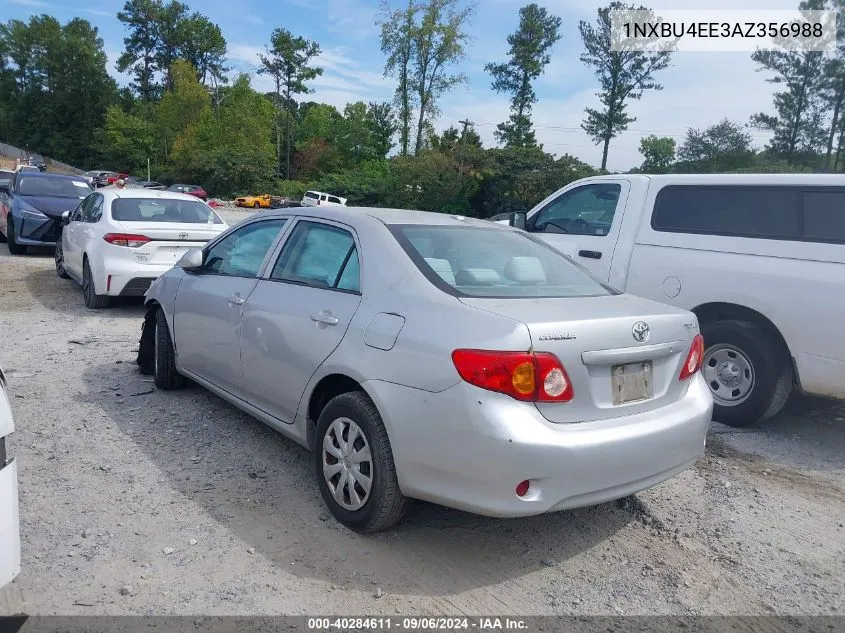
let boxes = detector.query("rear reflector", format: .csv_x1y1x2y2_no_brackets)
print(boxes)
451,349,574,402
515,480,530,497
679,334,705,381
103,233,150,248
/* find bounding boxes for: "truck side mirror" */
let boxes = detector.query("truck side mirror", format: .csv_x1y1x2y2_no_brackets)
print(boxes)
509,212,527,230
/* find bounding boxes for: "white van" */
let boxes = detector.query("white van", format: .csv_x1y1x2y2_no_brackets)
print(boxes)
505,174,845,426
0,366,20,588
300,190,347,207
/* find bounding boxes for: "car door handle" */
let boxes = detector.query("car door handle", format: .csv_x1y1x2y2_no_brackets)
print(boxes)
578,250,602,259
227,294,245,305
311,312,339,326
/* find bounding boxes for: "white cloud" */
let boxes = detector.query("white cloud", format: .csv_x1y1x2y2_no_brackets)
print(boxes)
244,13,263,26
84,8,111,17
8,0,50,6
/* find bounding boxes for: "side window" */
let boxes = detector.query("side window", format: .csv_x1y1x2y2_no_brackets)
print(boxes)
652,186,801,240
328,196,342,204
76,195,94,222
202,219,288,277
88,194,104,222
532,184,621,236
320,195,327,202
802,190,845,244
270,221,360,292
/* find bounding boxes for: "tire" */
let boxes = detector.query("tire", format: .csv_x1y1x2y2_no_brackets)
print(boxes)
54,240,70,279
313,392,409,532
82,258,110,309
153,308,185,390
701,320,793,427
253,201,260,208
6,218,26,255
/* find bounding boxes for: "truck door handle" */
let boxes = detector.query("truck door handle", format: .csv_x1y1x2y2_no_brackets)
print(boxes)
311,312,339,326
578,250,602,260
227,294,245,305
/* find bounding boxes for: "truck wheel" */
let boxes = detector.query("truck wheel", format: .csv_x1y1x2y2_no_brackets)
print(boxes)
700,320,792,427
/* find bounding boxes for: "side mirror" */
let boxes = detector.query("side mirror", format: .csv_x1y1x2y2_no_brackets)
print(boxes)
509,212,527,230
61,211,71,224
176,248,204,271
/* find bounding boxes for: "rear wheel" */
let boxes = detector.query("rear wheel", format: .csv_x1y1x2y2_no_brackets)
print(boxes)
701,320,792,427
253,201,260,208
55,240,70,279
313,392,409,532
154,308,185,389
6,218,26,255
82,258,110,309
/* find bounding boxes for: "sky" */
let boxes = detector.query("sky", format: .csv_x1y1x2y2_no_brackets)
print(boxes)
3,0,804,171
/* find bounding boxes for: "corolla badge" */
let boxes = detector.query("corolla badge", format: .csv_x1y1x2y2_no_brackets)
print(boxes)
178,232,188,239
539,333,576,341
632,321,650,343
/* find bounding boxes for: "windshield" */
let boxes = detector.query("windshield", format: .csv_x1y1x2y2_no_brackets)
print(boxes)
111,198,224,224
391,224,616,299
18,176,91,198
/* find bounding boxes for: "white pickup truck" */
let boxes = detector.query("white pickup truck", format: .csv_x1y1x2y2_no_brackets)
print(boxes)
0,365,20,588
503,173,845,426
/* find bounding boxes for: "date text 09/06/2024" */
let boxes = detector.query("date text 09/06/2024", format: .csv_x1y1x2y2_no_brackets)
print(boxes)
307,617,528,630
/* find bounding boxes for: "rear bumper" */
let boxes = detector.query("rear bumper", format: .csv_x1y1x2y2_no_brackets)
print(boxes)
364,373,713,518
95,259,176,297
0,456,21,588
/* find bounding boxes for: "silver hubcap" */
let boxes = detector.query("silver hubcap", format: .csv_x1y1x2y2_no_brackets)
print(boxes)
322,417,372,511
703,344,755,406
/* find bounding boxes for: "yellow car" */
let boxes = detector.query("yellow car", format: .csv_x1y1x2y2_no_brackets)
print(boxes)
235,193,272,209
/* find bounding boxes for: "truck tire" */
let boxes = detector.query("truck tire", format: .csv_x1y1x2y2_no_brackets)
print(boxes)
700,320,792,427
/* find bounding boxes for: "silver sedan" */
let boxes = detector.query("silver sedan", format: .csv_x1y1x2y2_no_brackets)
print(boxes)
138,207,713,532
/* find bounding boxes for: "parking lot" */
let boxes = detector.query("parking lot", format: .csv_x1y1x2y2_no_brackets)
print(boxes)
0,207,843,616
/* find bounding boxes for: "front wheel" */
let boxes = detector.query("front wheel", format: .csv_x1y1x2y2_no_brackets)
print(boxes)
701,320,793,427
154,308,185,389
6,219,26,255
55,240,70,279
253,201,260,208
313,392,409,532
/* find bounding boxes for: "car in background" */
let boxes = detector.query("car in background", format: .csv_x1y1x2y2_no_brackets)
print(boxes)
0,365,21,589
0,170,13,190
0,171,92,254
56,188,228,309
137,181,165,190
15,164,39,173
138,206,712,532
167,184,208,200
235,193,272,209
92,172,128,188
82,170,109,187
300,190,347,207
28,154,46,171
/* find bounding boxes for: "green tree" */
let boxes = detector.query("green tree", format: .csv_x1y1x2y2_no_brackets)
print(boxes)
579,2,671,170
411,0,473,155
177,13,228,88
116,0,162,101
485,3,561,148
155,0,189,89
675,119,755,172
99,105,157,174
638,135,675,173
379,0,419,156
258,28,323,179
156,60,212,160
366,101,398,158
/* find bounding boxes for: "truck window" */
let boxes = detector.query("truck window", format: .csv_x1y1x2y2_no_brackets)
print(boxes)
651,186,801,241
531,184,621,236
802,190,845,244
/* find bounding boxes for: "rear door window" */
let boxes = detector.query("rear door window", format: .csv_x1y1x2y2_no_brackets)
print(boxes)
802,190,845,243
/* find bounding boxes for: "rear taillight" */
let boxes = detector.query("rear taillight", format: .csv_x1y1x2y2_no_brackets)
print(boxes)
103,233,150,248
679,334,705,381
451,349,574,402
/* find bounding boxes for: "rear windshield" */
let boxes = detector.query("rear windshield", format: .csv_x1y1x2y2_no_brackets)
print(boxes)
111,198,224,224
304,192,319,199
391,224,616,298
18,176,91,198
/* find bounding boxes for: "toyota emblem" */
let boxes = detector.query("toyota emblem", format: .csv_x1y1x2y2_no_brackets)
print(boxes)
632,321,650,343
178,232,188,239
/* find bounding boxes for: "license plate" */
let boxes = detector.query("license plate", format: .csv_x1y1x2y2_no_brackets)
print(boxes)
611,361,653,405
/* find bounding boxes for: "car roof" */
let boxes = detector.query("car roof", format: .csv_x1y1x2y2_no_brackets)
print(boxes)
257,206,508,229
583,173,845,185
18,171,87,182
101,188,209,203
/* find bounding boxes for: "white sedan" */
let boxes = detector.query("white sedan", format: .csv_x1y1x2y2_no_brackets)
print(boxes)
56,188,228,309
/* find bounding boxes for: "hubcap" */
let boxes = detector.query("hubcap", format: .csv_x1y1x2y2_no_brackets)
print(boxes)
702,344,755,406
322,417,373,511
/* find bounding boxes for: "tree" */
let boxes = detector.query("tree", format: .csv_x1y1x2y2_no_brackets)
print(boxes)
411,0,473,155
100,105,157,174
156,60,212,160
366,102,398,158
177,13,228,87
579,2,672,169
676,119,755,172
638,135,675,173
155,0,189,90
485,3,561,148
116,0,162,101
749,0,828,165
379,0,419,156
258,28,322,179
430,124,481,151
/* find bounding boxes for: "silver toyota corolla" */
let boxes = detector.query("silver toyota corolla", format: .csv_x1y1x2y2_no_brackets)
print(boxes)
138,207,713,532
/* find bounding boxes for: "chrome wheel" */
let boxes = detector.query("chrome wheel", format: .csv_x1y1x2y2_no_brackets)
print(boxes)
703,344,755,406
322,417,373,511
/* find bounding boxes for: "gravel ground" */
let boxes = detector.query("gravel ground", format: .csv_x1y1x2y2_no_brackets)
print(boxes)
1,207,844,616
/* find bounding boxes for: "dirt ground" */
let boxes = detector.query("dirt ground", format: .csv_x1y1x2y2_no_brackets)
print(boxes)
1,208,844,616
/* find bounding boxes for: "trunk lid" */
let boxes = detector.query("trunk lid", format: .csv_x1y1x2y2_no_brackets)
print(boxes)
459,294,699,423
115,221,224,266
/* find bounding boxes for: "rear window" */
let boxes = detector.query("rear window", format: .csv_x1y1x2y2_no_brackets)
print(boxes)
304,192,319,200
391,224,616,298
18,176,91,198
802,191,845,243
111,198,224,224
